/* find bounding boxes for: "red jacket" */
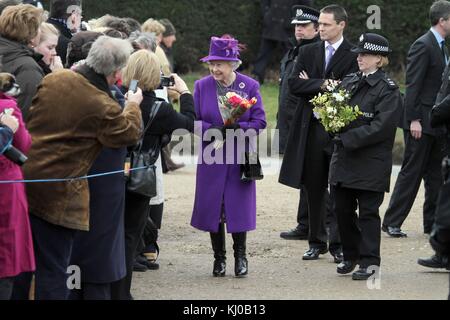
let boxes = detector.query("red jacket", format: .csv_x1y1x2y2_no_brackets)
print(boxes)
0,93,34,278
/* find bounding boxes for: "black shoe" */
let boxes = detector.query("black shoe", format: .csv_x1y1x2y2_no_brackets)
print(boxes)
331,251,344,264
280,225,308,240
234,257,248,278
352,267,375,280
132,260,148,272
337,260,357,274
136,254,160,270
382,225,407,238
417,255,450,269
302,247,328,260
213,259,226,277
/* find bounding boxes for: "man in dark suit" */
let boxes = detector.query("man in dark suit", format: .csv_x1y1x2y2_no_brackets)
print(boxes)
279,4,358,262
252,0,314,84
382,0,450,238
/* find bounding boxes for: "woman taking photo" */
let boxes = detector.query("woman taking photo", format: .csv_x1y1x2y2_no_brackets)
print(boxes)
329,33,403,280
112,50,196,300
191,36,267,278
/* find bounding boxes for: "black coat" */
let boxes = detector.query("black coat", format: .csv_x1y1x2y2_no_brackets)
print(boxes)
0,35,44,118
70,82,128,283
329,70,403,193
402,30,447,136
276,36,320,151
431,59,450,153
279,38,359,189
139,91,196,152
261,0,314,42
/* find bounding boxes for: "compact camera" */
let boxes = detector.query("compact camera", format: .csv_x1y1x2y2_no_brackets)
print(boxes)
160,76,175,88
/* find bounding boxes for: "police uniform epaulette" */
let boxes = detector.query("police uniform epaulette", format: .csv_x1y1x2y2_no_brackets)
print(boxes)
344,73,359,80
383,77,398,89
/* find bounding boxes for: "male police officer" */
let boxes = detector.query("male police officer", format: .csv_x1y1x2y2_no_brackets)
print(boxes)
278,5,319,241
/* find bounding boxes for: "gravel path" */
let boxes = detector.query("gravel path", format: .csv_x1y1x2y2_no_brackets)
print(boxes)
131,158,449,300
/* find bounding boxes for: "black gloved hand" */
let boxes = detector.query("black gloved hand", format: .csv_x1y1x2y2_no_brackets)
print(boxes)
332,135,343,147
221,123,241,137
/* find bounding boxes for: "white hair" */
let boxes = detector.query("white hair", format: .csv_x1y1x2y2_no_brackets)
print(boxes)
230,60,242,71
86,35,133,76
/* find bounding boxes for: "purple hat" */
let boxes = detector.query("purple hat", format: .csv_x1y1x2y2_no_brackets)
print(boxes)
200,36,240,62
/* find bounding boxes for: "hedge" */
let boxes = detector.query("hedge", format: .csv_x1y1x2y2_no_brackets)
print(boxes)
40,0,437,78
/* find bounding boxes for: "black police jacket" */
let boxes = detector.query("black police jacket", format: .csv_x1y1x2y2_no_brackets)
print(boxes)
278,36,319,116
329,70,403,193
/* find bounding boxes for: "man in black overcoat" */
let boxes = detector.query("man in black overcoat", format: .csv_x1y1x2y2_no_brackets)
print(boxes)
382,0,450,238
279,4,358,262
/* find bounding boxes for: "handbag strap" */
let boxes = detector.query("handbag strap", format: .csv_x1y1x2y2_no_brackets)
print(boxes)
136,101,163,153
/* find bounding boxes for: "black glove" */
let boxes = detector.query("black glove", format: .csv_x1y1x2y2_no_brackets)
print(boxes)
332,135,343,147
209,125,225,141
221,123,241,137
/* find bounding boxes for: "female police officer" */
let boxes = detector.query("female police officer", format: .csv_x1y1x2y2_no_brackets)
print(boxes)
329,33,403,280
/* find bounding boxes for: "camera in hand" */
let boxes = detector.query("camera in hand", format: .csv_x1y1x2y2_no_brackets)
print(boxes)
3,145,28,166
160,76,175,88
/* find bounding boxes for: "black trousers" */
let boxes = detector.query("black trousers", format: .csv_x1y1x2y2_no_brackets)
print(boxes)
30,214,77,300
333,186,384,267
383,132,445,232
111,191,150,300
253,38,288,81
302,120,341,252
296,189,309,231
138,203,164,255
69,282,111,300
0,277,14,300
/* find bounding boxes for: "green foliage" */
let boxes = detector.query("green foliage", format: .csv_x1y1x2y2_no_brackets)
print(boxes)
40,0,436,78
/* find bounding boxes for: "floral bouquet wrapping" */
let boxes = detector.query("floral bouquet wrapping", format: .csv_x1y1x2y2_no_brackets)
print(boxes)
214,92,257,149
219,92,258,125
310,82,362,134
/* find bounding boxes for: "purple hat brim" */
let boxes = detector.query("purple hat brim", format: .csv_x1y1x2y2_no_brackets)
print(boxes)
200,55,240,62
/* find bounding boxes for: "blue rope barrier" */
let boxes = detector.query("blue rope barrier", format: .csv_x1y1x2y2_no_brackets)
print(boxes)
0,166,148,184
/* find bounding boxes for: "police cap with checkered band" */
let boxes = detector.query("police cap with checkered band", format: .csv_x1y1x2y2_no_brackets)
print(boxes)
291,5,319,25
352,33,392,56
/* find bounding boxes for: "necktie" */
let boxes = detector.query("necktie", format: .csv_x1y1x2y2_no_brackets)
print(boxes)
442,40,449,64
325,45,335,70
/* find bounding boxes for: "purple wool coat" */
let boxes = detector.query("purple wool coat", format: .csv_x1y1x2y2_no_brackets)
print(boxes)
191,73,267,233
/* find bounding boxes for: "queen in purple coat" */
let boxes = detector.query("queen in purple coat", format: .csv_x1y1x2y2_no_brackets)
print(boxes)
191,37,267,278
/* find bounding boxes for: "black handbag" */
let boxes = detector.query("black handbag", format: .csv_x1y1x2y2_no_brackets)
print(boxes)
126,101,162,198
240,151,264,182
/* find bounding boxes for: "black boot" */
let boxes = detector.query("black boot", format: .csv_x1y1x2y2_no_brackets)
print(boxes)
210,223,226,277
232,232,248,277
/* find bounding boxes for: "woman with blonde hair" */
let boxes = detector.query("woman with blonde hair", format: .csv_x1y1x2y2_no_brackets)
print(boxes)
0,3,44,117
111,50,196,300
34,22,63,74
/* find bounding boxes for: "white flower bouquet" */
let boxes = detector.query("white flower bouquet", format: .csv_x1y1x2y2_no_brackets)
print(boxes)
310,82,362,134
